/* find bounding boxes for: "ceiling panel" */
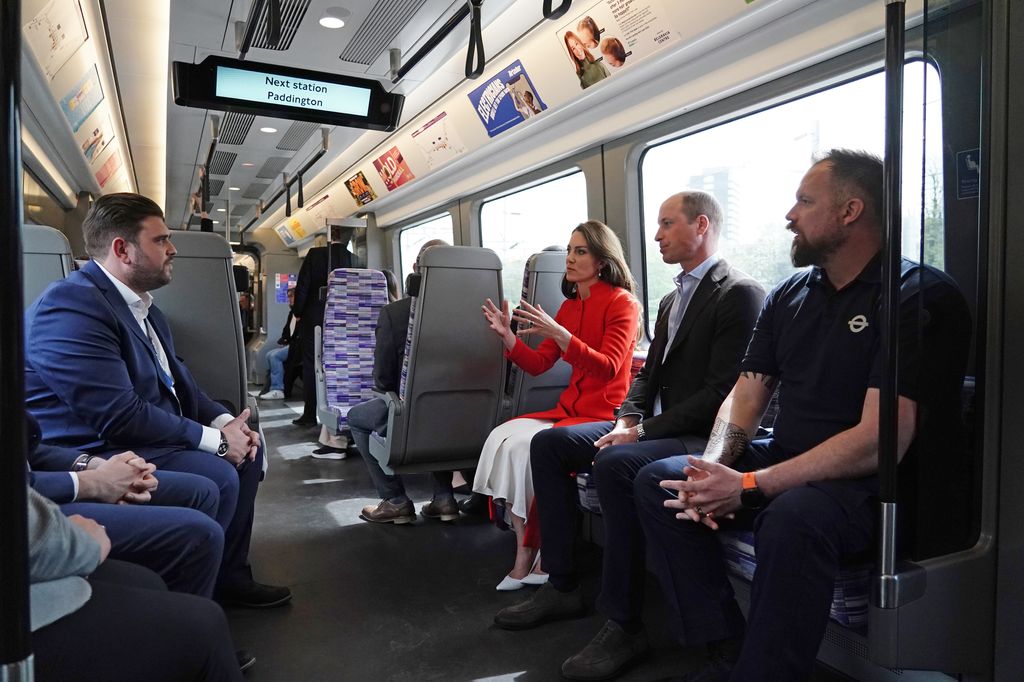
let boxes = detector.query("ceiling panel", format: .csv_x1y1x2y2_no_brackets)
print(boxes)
339,0,430,65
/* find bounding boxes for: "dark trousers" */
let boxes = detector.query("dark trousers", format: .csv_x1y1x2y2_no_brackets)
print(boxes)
300,313,323,420
635,439,878,681
32,560,242,682
128,445,264,591
530,422,705,626
348,397,455,501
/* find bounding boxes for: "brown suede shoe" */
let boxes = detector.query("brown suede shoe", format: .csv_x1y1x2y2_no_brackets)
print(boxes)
360,499,415,524
420,497,460,522
562,620,649,680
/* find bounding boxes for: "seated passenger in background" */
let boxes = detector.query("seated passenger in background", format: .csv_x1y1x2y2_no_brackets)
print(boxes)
260,282,300,401
351,240,471,523
642,150,970,680
475,220,640,591
493,192,764,679
24,192,291,609
26,484,246,681
27,412,225,598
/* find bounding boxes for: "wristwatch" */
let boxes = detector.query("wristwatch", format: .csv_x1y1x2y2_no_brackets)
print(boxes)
740,471,767,510
634,422,646,441
71,454,94,472
217,432,230,457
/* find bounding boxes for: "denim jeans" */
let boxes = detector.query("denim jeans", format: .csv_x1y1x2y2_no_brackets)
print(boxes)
266,346,288,390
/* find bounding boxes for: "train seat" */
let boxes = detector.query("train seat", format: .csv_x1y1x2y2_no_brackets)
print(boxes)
368,246,504,474
314,268,389,435
499,248,571,423
21,224,73,309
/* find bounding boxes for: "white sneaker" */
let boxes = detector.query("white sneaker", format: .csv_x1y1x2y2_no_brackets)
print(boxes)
259,389,285,400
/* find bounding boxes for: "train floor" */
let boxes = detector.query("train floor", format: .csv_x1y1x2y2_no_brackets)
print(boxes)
228,398,849,681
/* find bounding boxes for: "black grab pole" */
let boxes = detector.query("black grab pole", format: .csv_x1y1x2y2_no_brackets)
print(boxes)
0,0,34,677
877,0,905,610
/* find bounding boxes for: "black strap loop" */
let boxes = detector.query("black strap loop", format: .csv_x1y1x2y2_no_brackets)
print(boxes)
543,0,573,21
465,0,486,79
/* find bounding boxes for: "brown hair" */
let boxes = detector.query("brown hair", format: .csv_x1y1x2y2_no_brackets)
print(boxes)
82,193,164,259
561,220,638,298
600,37,626,63
577,16,600,42
563,31,595,75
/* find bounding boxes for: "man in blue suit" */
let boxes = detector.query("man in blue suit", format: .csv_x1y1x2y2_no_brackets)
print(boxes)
25,192,290,608
26,413,225,597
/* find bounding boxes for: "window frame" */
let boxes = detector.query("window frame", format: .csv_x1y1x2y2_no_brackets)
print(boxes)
393,209,457,290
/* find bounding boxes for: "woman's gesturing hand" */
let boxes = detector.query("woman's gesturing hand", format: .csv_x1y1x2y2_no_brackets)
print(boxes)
482,298,516,350
512,300,572,351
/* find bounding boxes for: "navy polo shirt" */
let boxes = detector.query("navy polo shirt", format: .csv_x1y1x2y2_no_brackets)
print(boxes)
741,254,971,458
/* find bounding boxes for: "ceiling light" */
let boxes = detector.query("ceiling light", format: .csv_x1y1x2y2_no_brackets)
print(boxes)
211,220,220,225
241,162,255,167
319,7,350,29
229,186,241,191
217,208,226,212
259,126,278,133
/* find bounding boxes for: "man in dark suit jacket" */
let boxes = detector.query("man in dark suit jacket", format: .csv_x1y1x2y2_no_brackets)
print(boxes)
495,191,765,680
25,413,225,597
347,240,463,524
292,238,353,425
25,192,290,608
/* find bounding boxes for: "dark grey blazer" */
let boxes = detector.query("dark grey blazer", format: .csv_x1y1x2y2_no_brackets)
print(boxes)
373,296,413,393
619,258,765,441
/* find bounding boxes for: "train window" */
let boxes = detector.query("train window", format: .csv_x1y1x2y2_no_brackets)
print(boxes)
480,170,588,305
639,63,943,332
399,213,455,283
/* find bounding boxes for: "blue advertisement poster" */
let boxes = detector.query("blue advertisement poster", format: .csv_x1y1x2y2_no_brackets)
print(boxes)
274,273,297,303
468,60,547,138
60,65,104,132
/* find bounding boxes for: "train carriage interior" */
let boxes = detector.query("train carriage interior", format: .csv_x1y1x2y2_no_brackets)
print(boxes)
3,0,1024,680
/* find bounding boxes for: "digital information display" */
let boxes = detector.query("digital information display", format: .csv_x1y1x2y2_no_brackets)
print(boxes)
215,66,372,118
173,56,404,132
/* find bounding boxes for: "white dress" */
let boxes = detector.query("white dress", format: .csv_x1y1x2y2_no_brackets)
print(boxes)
472,418,554,521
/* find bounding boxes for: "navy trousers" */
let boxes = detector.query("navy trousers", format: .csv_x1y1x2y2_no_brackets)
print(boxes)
113,444,264,591
530,422,706,627
635,439,878,681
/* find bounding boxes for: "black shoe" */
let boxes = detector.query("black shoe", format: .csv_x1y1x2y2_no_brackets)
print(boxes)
452,483,473,495
217,580,292,608
657,636,742,682
459,492,488,516
236,650,256,674
494,583,586,630
561,620,649,680
292,416,317,427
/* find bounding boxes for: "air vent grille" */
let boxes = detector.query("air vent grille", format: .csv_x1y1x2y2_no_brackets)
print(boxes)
207,179,224,196
339,0,428,65
220,113,255,145
250,0,311,51
243,182,270,199
209,151,237,175
256,156,290,179
277,121,319,151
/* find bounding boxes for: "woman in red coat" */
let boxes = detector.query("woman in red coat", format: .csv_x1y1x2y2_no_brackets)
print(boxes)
475,220,639,590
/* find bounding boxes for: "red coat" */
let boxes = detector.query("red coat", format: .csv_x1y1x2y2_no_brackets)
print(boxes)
508,280,639,426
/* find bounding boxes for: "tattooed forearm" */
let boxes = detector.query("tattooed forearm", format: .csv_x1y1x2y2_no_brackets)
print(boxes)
703,417,750,467
740,371,779,391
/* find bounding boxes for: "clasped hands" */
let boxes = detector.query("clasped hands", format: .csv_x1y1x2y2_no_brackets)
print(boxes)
221,407,260,467
660,456,743,531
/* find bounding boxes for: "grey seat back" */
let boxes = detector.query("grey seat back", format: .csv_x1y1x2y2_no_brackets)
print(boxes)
370,246,504,473
500,249,571,422
22,225,73,308
157,232,247,415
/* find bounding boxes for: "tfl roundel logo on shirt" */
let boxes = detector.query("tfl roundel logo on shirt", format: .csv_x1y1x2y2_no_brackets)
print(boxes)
847,314,869,333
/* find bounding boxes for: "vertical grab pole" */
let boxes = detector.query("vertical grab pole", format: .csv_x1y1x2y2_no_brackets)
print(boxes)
0,0,35,678
877,0,905,610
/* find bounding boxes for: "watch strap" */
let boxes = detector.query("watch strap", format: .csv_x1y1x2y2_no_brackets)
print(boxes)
742,471,758,490
635,422,646,441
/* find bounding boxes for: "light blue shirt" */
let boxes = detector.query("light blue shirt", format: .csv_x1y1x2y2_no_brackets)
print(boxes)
652,253,720,416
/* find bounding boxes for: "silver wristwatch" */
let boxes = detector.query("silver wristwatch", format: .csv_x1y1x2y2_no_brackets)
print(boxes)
635,423,646,441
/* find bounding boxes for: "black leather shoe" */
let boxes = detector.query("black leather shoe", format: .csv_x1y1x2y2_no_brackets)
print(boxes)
561,620,649,680
459,492,488,516
292,416,317,427
236,650,256,674
494,583,585,630
655,636,741,682
217,580,292,608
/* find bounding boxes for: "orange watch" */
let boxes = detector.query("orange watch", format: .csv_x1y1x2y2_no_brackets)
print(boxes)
740,471,767,510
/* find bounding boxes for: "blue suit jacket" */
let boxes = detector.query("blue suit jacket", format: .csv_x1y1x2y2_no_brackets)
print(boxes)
24,413,81,504
25,260,227,453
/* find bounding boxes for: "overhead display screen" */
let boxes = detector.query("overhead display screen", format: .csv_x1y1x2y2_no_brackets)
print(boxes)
215,66,372,118
173,56,403,132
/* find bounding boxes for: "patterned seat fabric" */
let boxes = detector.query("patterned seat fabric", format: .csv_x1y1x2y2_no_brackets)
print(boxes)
323,269,389,430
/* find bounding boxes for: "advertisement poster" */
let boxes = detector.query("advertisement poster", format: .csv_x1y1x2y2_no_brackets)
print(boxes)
468,60,547,138
77,111,114,163
94,149,122,187
344,171,377,206
23,0,88,80
556,0,678,90
274,273,297,303
60,65,104,131
410,110,466,170
373,146,415,191
275,224,296,246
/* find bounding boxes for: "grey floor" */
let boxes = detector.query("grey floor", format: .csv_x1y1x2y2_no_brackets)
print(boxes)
227,399,849,682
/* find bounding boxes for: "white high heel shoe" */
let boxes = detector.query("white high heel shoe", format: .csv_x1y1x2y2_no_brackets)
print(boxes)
521,551,548,586
495,574,525,591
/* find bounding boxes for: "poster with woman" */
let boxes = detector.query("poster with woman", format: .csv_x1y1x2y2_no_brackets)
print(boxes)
467,60,547,137
556,0,678,89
